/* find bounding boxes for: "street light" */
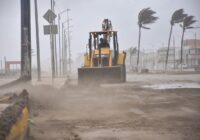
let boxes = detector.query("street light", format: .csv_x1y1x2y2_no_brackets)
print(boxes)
64,28,73,73
61,20,68,75
58,9,68,75
61,9,72,75
63,29,68,74
66,9,72,73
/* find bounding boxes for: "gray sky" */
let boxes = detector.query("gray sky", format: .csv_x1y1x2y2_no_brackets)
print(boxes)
0,0,200,70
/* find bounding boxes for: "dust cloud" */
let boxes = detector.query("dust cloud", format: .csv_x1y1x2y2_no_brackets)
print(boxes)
1,74,200,140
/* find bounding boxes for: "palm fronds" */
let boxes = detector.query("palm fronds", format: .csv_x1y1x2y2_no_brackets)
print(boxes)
138,7,158,29
183,15,196,29
171,9,187,25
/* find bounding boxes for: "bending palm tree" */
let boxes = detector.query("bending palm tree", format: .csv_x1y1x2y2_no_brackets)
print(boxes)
180,15,196,70
165,9,187,70
137,7,158,70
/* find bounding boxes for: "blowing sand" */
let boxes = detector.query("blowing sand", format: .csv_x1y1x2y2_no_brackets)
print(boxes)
0,73,200,140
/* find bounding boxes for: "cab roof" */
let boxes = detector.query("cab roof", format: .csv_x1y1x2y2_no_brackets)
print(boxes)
90,30,117,35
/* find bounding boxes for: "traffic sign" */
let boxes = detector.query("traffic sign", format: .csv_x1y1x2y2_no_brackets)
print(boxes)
43,25,58,35
43,9,57,23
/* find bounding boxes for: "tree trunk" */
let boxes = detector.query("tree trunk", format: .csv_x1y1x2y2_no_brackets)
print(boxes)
165,25,173,71
180,28,185,71
137,27,141,70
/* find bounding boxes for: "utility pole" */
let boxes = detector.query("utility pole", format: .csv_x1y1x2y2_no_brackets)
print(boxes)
66,9,72,73
62,20,68,75
49,0,55,82
64,30,68,74
50,0,57,78
58,9,68,76
58,14,61,75
51,0,58,77
21,0,31,80
34,0,41,81
62,23,65,75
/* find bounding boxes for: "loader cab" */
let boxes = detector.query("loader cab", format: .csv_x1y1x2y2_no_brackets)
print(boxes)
87,31,119,67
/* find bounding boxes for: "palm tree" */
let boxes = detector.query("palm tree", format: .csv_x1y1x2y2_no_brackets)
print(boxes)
180,15,196,70
165,9,187,71
137,7,158,70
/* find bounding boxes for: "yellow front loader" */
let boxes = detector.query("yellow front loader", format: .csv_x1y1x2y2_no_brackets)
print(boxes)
78,19,126,84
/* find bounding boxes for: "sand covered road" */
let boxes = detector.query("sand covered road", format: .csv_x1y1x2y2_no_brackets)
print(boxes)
1,74,200,140
27,74,200,140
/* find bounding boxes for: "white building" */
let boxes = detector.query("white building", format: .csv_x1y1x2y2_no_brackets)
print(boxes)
156,47,176,70
183,39,200,69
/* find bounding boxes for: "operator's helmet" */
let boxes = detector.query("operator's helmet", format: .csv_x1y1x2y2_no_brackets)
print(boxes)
100,38,103,42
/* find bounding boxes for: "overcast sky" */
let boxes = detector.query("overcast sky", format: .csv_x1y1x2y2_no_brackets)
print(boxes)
0,0,200,70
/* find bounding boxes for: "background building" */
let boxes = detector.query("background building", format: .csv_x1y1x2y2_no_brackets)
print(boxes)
126,39,200,71
183,39,200,69
157,47,176,70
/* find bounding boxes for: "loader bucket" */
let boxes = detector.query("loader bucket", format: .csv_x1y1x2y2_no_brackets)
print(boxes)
78,65,126,85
